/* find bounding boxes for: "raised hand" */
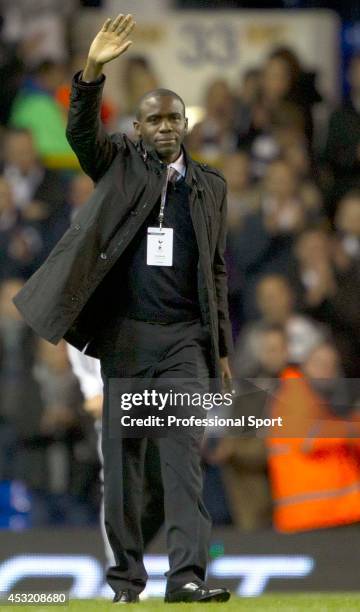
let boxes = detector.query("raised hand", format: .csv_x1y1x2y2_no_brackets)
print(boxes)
83,13,136,81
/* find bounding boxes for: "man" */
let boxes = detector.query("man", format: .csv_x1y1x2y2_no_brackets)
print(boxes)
13,13,233,604
324,53,360,207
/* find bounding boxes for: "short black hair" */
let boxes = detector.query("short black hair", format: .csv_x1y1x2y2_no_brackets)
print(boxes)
135,89,186,120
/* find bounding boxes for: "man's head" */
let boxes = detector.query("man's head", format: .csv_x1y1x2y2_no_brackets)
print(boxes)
335,190,360,238
133,89,188,163
256,325,288,376
256,274,294,324
302,342,340,380
4,129,38,173
264,158,298,200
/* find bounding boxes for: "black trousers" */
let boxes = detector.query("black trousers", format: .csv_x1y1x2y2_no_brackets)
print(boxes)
99,317,212,595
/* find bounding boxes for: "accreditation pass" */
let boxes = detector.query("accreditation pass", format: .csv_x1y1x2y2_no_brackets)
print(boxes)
147,227,173,266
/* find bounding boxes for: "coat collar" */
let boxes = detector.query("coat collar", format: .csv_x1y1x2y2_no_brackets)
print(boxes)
136,139,203,192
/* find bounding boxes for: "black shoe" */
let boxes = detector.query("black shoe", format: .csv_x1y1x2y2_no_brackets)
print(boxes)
113,590,140,604
164,582,231,603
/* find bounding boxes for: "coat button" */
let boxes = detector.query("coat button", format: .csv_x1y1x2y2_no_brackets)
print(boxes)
74,224,81,230
100,252,107,260
130,210,138,216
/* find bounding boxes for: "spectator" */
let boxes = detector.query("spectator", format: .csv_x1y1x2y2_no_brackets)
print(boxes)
222,151,259,229
116,55,160,139
208,325,289,531
227,159,312,321
67,173,94,218
187,78,237,163
0,278,40,447
9,60,78,169
267,342,360,533
267,47,321,144
121,55,159,115
324,54,360,208
292,228,360,377
30,339,98,524
233,67,261,139
33,339,81,442
240,47,321,176
0,15,24,125
1,128,68,257
277,129,323,215
0,175,47,279
334,189,360,265
0,0,74,66
233,274,325,377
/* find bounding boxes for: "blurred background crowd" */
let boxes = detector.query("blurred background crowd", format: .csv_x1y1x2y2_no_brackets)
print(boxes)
0,0,360,538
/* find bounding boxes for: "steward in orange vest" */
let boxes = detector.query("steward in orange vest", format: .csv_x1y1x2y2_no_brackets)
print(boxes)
266,366,360,533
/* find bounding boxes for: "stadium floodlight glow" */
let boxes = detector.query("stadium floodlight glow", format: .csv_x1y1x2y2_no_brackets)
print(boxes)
209,556,315,597
0,555,103,599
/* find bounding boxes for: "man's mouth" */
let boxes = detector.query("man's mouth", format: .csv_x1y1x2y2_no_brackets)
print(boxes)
156,137,177,143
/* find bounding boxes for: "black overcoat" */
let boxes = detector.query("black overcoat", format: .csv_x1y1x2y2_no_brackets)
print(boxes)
13,72,233,382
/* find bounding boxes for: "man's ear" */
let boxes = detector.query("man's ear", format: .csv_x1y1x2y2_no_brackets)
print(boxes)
184,117,189,134
133,120,141,138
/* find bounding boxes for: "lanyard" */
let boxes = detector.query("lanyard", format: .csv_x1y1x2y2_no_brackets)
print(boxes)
158,166,173,231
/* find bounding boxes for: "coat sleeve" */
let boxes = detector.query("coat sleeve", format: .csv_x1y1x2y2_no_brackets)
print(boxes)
66,71,124,182
213,182,234,358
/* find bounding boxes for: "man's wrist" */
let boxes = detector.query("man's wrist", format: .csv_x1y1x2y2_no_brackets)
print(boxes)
82,59,104,82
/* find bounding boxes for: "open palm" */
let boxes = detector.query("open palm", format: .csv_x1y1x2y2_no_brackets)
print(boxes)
88,14,136,66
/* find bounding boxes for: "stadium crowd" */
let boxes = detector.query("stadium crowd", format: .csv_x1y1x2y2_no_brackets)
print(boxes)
0,4,360,534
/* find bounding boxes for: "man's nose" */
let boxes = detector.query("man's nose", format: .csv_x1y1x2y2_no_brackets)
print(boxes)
159,119,172,132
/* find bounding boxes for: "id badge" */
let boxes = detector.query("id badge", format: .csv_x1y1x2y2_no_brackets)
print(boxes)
147,227,173,266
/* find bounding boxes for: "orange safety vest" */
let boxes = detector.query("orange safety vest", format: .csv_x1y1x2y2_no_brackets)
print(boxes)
266,367,360,533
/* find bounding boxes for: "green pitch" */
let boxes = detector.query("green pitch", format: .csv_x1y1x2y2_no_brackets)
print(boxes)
6,594,360,611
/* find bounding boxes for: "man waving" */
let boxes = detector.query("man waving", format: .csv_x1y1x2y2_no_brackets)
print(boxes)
14,13,233,604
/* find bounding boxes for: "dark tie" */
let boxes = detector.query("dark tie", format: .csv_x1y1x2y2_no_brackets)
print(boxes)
167,166,181,183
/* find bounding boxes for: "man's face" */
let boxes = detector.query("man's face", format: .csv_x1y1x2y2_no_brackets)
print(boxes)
133,95,188,162
4,133,37,173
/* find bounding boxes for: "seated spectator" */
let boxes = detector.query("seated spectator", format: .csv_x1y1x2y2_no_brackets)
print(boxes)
33,339,81,441
187,78,237,163
233,67,261,139
9,60,78,169
240,47,321,177
267,342,360,533
0,278,39,441
334,189,360,265
67,173,94,218
276,128,323,215
227,159,315,320
207,325,289,531
0,176,46,279
0,15,24,126
222,151,259,229
292,228,360,376
1,128,68,257
233,274,325,378
30,338,100,524
324,54,360,209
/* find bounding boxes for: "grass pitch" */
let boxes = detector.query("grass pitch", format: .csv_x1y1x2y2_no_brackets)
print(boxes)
6,594,360,611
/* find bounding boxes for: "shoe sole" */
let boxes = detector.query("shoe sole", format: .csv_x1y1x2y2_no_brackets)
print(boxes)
165,590,231,603
198,591,231,603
